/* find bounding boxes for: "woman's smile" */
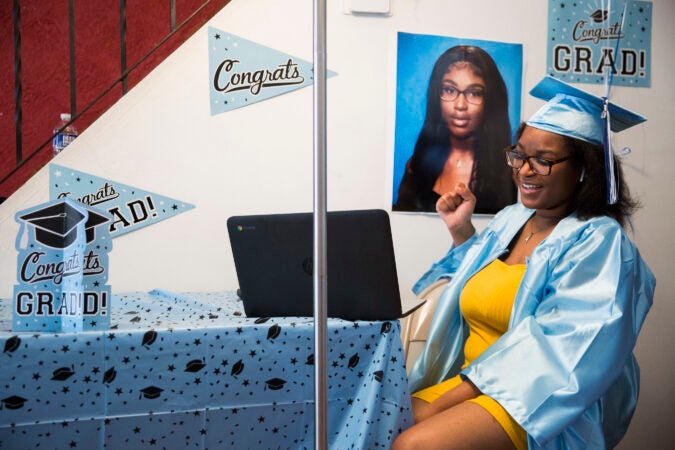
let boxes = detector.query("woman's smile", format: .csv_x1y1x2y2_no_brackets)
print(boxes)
518,181,543,194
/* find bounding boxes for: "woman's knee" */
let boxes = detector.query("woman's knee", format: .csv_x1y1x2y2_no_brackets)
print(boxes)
391,426,426,450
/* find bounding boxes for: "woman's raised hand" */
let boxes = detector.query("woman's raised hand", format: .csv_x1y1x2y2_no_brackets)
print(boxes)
436,183,477,246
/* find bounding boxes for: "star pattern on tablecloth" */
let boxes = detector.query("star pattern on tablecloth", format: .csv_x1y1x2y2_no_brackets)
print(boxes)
0,290,412,448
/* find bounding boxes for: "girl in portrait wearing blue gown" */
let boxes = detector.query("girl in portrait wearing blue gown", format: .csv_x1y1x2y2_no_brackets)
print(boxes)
392,76,655,450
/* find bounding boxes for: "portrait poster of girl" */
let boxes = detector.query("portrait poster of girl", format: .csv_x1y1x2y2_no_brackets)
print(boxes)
392,32,523,215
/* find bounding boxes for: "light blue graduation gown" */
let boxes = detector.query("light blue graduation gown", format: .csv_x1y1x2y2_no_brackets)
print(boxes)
407,203,655,449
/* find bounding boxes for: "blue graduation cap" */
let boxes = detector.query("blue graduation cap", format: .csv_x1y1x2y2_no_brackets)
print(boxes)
526,76,646,204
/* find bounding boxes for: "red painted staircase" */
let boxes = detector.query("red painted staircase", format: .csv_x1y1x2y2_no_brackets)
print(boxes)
0,0,231,200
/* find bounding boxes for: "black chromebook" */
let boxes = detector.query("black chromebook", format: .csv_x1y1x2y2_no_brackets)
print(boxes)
227,209,424,321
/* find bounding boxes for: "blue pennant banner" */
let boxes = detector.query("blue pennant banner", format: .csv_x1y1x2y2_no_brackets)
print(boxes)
49,164,195,239
208,27,337,115
546,0,652,87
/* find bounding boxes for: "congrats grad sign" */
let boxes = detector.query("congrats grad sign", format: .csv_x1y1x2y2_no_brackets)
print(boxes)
13,198,112,332
547,0,652,86
50,164,194,239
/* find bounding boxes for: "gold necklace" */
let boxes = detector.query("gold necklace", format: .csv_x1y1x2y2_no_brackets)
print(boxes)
524,215,566,244
455,156,473,169
523,220,541,244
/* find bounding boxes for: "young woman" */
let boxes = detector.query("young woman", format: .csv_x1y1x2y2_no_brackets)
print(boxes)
393,45,516,214
392,77,655,450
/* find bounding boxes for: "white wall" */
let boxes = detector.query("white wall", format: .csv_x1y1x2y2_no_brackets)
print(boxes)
1,0,673,447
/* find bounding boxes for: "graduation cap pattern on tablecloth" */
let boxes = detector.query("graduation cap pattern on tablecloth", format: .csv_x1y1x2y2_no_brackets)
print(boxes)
208,27,337,115
50,164,195,239
0,290,413,449
1,396,27,410
13,198,113,332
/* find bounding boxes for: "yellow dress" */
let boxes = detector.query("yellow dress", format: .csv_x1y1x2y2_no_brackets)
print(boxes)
412,259,528,450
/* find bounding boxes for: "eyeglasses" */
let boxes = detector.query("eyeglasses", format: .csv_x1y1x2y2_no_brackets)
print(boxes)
440,86,485,105
504,146,574,176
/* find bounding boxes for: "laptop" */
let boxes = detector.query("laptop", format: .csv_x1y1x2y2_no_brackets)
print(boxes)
227,209,425,321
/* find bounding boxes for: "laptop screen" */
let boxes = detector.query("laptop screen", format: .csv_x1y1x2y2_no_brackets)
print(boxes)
227,209,408,321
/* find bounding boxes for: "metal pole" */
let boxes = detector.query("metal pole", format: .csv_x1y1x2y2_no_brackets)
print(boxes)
312,0,328,449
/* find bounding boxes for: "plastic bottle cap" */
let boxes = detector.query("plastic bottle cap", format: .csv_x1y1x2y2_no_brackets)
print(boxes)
60,113,71,121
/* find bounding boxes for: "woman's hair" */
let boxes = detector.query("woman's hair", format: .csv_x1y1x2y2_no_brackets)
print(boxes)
398,45,515,212
515,123,639,228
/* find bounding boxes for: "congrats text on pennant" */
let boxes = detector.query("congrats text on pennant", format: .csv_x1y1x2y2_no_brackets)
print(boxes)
208,27,337,115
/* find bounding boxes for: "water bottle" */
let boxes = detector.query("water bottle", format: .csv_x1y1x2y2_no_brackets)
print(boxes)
53,113,78,156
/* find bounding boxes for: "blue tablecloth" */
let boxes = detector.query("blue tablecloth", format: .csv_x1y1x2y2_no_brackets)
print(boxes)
0,290,413,449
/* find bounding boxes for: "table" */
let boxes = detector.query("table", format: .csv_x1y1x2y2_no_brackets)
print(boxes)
0,290,413,449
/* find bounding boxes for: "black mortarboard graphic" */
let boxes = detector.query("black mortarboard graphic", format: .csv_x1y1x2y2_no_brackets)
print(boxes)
103,367,117,384
373,370,384,382
231,360,244,376
305,354,314,365
267,324,281,340
18,201,86,248
81,206,110,243
184,359,206,373
380,322,392,334
51,366,76,381
254,317,270,324
590,9,608,23
140,386,163,399
3,335,21,354
348,354,360,369
142,330,157,347
265,378,286,390
1,395,27,410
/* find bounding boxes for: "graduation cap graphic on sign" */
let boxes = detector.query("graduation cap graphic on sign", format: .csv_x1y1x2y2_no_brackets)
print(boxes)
81,205,111,243
18,201,86,249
